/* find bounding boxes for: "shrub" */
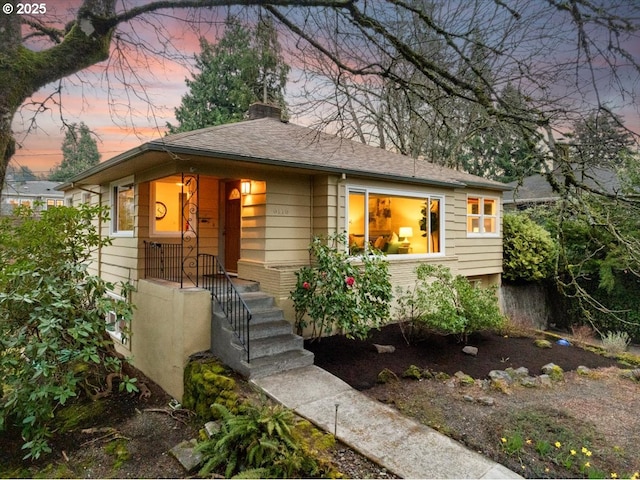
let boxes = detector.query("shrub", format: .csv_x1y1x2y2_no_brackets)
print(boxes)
395,264,506,343
0,204,135,459
197,403,323,478
601,331,630,355
502,213,557,283
291,233,392,341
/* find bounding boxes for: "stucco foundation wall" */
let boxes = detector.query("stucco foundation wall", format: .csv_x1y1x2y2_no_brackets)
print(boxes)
125,280,211,401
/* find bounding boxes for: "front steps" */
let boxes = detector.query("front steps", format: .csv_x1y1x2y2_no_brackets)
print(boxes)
210,280,314,379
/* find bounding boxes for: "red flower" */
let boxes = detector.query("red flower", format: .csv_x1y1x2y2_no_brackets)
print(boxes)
345,276,355,287
302,281,310,290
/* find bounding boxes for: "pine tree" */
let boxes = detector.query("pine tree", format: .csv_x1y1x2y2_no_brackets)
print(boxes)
167,16,289,134
49,123,100,182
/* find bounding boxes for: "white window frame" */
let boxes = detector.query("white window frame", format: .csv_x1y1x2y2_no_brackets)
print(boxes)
345,185,445,258
105,291,129,347
110,177,135,237
466,195,500,237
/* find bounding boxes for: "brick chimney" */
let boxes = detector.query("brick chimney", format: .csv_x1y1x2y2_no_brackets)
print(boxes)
247,102,282,120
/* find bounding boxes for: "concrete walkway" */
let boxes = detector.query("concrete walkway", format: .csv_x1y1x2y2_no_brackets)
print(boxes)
252,365,522,479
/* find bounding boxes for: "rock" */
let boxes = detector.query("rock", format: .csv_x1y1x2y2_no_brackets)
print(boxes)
576,366,591,376
402,365,422,380
538,374,553,387
373,344,396,354
462,346,478,356
169,439,203,472
520,376,538,388
463,395,475,402
534,339,553,349
541,363,564,381
377,368,399,384
489,370,513,384
478,396,495,406
454,371,475,385
619,369,640,381
204,420,221,438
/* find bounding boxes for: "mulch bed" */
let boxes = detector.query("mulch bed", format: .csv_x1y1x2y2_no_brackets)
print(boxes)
305,324,623,390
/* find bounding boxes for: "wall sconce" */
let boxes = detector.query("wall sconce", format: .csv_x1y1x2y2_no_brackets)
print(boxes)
241,180,251,195
398,227,413,246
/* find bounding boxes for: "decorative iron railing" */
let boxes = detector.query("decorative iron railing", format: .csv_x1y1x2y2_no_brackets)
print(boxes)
199,254,252,362
144,241,182,284
143,241,252,362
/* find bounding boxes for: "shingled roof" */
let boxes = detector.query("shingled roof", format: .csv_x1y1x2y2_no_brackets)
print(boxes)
62,114,509,191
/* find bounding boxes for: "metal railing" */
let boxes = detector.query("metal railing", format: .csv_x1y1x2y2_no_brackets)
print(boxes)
143,241,252,362
199,254,252,362
144,241,183,284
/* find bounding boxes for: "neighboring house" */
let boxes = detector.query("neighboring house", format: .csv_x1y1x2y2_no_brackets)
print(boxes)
504,163,622,210
59,103,510,400
1,180,64,216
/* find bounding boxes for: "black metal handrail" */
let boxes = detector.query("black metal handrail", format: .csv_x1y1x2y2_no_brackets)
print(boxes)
143,242,252,362
144,241,182,283
199,254,252,362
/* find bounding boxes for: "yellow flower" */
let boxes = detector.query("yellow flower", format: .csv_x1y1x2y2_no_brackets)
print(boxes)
611,473,618,479
545,468,550,473
586,450,592,457
571,449,576,455
526,439,532,445
521,465,526,470
555,441,562,448
501,437,507,443
585,462,591,468
582,447,588,454
632,472,639,480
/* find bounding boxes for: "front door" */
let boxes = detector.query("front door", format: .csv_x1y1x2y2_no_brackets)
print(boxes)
224,181,242,273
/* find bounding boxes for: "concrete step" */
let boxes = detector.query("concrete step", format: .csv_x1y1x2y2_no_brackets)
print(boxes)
249,320,294,340
249,307,285,324
230,278,260,293
243,334,304,360
239,291,275,310
242,349,315,379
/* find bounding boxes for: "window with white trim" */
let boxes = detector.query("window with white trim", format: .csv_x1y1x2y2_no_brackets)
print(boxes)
105,292,129,346
467,196,499,235
346,187,444,256
111,179,135,236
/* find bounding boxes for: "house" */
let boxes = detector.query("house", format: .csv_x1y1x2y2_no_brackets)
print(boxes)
1,180,64,216
59,103,510,400
504,163,622,210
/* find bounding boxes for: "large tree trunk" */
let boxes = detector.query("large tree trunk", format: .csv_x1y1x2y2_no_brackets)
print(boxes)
0,0,116,187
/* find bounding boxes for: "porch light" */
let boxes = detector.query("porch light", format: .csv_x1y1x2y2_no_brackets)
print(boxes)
241,180,251,195
399,227,413,246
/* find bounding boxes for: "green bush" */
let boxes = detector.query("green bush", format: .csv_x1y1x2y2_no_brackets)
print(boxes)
395,264,505,343
291,233,392,341
502,213,557,283
197,403,323,478
0,204,134,459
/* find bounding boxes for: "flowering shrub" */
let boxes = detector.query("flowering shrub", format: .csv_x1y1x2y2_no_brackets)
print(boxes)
291,234,392,341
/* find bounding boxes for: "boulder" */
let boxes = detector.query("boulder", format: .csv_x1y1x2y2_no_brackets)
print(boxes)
373,344,396,354
462,346,478,356
169,439,203,472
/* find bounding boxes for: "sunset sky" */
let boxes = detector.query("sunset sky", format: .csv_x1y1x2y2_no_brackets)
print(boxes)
8,1,640,178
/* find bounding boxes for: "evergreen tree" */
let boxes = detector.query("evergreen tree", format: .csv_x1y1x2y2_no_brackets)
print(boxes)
49,123,100,182
167,16,289,134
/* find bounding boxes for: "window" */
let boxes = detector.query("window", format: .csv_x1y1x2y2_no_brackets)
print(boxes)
347,187,443,256
112,180,135,236
467,196,499,235
105,292,129,346
151,175,197,236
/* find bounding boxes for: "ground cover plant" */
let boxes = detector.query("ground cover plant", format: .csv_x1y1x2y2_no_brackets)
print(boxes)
0,204,135,459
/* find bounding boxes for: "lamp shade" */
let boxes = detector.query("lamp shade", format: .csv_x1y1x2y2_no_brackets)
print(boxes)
241,180,251,195
398,227,413,239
